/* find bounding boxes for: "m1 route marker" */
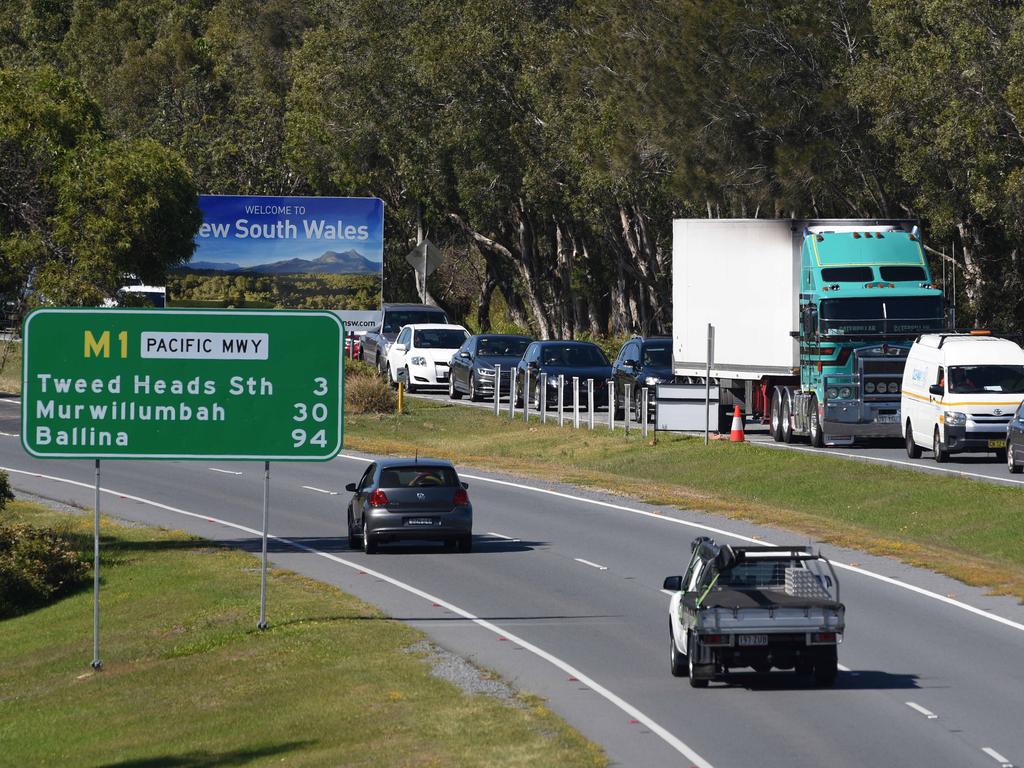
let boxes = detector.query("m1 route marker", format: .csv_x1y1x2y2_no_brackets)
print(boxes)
21,308,345,667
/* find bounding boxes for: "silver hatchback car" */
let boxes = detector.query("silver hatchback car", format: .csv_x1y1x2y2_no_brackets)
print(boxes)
346,458,473,554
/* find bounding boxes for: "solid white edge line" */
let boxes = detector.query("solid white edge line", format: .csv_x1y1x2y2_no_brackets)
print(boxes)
0,431,19,437
0,464,714,768
332,454,1024,636
574,557,608,571
982,747,1013,767
906,702,938,719
208,468,243,476
749,436,1024,488
301,485,337,495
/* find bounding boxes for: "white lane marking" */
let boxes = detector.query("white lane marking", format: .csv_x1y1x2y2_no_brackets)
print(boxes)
208,468,243,476
335,452,1024,636
574,557,608,571
302,485,338,496
982,747,1013,767
0,464,715,768
750,437,1024,488
486,531,520,541
0,431,19,437
906,702,938,719
0,398,20,406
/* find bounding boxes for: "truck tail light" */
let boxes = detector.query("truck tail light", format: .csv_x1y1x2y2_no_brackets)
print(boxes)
368,489,389,507
453,488,469,506
811,632,837,644
701,634,729,646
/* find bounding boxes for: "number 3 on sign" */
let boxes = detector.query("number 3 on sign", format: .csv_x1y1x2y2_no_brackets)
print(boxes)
313,377,328,395
291,429,327,448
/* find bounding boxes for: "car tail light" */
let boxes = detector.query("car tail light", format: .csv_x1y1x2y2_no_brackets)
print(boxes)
453,488,469,506
368,489,389,507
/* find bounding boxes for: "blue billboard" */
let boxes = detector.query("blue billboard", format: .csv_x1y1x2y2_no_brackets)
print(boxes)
171,195,384,313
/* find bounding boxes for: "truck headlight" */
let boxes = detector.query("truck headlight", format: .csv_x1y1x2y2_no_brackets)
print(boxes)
865,382,876,393
410,356,427,366
839,387,852,399
945,411,966,426
827,387,839,400
887,381,900,394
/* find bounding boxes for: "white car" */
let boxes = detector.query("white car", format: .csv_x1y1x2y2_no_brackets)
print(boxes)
387,324,470,392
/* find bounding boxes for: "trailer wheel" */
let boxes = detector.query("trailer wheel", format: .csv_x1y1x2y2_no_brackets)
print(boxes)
809,396,824,448
780,395,794,444
770,390,783,442
670,623,687,677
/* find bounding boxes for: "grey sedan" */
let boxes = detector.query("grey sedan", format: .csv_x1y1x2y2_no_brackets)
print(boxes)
346,458,473,553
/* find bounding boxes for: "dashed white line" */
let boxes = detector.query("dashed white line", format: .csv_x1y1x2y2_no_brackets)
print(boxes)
0,464,715,768
302,485,338,495
0,431,19,437
486,531,520,541
982,747,1013,767
208,467,242,476
574,557,608,571
906,702,938,719
333,454,1024,636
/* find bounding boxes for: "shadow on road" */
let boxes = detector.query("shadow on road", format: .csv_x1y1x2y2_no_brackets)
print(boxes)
720,668,920,691
215,534,542,555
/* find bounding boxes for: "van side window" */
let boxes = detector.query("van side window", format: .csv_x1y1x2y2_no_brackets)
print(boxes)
936,367,945,388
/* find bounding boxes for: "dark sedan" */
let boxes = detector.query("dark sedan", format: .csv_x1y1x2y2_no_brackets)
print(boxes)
1007,400,1024,473
612,336,674,421
449,334,532,401
346,458,473,553
514,340,612,409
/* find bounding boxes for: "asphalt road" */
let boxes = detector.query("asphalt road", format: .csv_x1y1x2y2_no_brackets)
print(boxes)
409,387,1024,489
2,397,1023,768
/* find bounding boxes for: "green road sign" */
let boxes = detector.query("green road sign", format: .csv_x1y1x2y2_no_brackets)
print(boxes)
21,308,344,460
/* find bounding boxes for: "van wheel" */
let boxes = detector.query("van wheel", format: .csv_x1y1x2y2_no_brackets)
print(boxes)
933,427,948,463
809,396,824,447
905,420,922,458
770,390,783,442
780,395,794,444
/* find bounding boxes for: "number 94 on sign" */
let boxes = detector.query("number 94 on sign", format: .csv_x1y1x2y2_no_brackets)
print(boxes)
292,377,331,448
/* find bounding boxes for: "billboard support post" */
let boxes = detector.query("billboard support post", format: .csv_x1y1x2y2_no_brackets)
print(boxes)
258,461,270,630
91,459,101,671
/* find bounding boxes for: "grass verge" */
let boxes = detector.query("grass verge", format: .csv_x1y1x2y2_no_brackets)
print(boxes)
0,499,605,768
0,340,20,395
345,399,1024,601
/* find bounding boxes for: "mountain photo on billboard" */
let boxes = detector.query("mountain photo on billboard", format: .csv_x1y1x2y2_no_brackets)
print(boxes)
243,249,379,275
183,261,242,272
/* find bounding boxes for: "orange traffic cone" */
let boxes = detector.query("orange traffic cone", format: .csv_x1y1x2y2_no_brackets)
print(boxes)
729,405,745,442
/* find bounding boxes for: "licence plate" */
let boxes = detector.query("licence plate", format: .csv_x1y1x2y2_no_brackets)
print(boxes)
405,518,436,526
435,366,449,381
876,414,898,424
738,634,768,646
989,439,1006,448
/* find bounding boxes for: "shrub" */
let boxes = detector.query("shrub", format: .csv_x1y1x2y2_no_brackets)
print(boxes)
344,357,377,380
0,470,12,510
346,373,397,414
0,523,90,618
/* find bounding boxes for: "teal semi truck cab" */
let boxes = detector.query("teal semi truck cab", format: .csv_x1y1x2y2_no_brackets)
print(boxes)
672,219,947,446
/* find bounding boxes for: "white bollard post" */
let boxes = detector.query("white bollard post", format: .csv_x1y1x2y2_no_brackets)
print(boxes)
509,367,517,418
624,383,632,435
573,376,580,428
608,380,615,430
642,387,649,439
558,375,565,426
523,368,531,423
494,364,501,416
540,373,548,423
588,379,595,430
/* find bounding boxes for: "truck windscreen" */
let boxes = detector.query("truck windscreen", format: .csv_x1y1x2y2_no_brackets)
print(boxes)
820,296,944,336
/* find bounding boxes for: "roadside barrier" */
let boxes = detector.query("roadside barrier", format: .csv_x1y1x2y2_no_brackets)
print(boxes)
730,404,745,442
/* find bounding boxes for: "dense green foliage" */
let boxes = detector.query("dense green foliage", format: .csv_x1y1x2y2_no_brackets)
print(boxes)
4,0,1024,333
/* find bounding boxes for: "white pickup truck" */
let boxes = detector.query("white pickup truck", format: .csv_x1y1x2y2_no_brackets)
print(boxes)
664,538,845,688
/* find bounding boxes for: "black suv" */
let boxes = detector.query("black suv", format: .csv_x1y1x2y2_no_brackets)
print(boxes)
611,336,674,420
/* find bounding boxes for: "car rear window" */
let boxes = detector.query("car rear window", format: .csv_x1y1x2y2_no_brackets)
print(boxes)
378,466,459,488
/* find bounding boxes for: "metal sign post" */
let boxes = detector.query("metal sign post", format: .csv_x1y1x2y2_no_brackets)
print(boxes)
494,365,501,416
91,460,101,670
540,373,548,423
557,375,565,426
258,461,270,630
607,381,615,430
705,323,715,446
588,380,595,430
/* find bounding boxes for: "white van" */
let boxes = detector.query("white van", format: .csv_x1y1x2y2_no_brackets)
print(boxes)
901,333,1024,462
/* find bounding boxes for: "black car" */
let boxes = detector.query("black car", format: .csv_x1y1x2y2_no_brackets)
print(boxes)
345,458,472,553
1007,400,1024,473
449,334,532,401
514,340,612,409
611,336,674,421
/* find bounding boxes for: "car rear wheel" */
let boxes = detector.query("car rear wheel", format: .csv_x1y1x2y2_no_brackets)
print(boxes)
457,535,473,553
933,427,948,463
1009,444,1022,473
347,512,360,548
687,632,709,688
362,521,377,554
905,420,922,458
